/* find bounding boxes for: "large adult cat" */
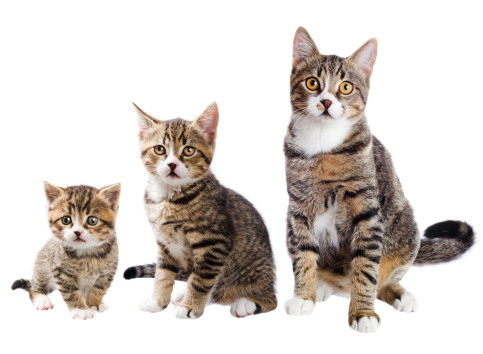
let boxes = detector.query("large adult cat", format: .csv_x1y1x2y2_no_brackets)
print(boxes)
283,27,474,333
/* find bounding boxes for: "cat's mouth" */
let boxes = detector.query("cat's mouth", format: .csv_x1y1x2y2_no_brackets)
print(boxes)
320,111,332,118
74,237,86,243
167,171,180,178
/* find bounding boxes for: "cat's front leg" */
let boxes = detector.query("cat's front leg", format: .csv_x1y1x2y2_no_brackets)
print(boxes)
86,274,114,312
347,199,383,333
284,207,318,316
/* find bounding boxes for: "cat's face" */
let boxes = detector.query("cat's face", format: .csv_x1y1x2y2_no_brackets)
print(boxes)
44,183,120,250
135,103,218,187
290,27,377,123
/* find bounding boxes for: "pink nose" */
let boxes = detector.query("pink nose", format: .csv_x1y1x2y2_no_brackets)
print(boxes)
321,100,332,109
168,163,177,171
74,231,82,237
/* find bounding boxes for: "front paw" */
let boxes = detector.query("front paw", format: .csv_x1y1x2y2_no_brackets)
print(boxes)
349,312,380,333
70,308,96,320
90,303,109,313
285,296,315,316
173,304,203,319
139,298,166,313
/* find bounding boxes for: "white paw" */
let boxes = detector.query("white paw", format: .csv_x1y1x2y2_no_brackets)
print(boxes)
70,308,96,320
285,296,315,316
315,280,334,302
32,294,54,311
97,303,109,313
393,292,419,313
230,298,257,318
139,298,165,313
171,291,186,306
350,316,380,333
173,305,199,319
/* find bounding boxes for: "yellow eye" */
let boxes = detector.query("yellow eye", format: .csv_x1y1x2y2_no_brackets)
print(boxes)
154,145,166,155
306,77,320,91
183,146,196,157
339,81,353,95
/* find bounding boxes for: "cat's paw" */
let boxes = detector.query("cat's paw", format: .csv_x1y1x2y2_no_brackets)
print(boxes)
230,298,257,318
32,294,54,311
315,280,333,302
285,296,315,316
139,298,166,313
393,292,418,313
173,305,202,319
70,308,96,320
95,303,109,313
171,291,186,306
349,313,380,333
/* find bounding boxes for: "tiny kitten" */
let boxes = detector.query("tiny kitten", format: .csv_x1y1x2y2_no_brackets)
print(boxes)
284,27,474,332
123,102,277,319
12,182,120,320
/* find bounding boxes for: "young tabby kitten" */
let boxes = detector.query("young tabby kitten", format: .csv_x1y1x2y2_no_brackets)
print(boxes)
284,27,474,332
12,183,120,320
123,102,277,319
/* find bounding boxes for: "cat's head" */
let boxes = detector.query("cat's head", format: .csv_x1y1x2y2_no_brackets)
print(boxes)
290,27,377,122
135,102,218,186
44,183,121,249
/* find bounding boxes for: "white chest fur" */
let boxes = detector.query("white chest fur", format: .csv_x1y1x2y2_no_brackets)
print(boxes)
312,203,339,249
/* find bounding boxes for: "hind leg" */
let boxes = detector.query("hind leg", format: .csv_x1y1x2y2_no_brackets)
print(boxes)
29,292,54,311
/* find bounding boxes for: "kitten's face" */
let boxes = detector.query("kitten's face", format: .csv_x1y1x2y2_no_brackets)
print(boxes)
290,27,377,123
44,183,121,250
136,103,218,187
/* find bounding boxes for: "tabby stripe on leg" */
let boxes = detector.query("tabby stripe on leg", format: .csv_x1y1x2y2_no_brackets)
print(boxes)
158,262,179,274
353,208,379,225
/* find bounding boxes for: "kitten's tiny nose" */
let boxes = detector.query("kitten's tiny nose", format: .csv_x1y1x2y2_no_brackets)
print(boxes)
74,231,82,237
168,163,177,171
321,100,332,109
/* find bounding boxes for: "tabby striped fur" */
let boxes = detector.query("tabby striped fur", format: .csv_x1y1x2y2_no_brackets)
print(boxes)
284,27,474,333
12,183,120,320
124,102,277,319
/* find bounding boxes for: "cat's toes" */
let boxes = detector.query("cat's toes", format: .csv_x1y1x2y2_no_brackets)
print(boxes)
32,294,54,311
96,303,109,313
70,308,96,320
173,305,201,319
285,296,315,316
393,292,418,313
171,291,186,306
315,280,334,302
139,298,165,313
349,313,380,333
230,298,257,318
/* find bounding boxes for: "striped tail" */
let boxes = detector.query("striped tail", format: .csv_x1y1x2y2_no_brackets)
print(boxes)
123,263,189,281
12,279,31,291
414,220,475,265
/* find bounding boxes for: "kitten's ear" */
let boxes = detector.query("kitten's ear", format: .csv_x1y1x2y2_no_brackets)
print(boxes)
43,182,64,204
348,38,378,79
293,27,320,66
133,103,161,138
98,183,121,211
193,102,219,144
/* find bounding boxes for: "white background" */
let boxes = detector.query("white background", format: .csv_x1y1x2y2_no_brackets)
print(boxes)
1,1,482,353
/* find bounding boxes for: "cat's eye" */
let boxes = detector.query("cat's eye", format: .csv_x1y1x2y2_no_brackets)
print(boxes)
339,81,353,95
306,77,320,91
154,145,166,155
87,216,99,226
183,146,196,157
61,216,72,225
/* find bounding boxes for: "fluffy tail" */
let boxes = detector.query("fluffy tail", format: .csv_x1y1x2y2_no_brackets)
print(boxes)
414,220,475,265
123,263,189,281
11,279,31,291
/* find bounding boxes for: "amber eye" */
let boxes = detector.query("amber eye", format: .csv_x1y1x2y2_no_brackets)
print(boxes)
339,81,353,95
61,216,72,225
87,216,99,226
154,145,166,155
306,77,320,91
183,146,196,157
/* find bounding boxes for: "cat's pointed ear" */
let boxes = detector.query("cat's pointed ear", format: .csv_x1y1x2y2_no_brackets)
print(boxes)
133,103,161,137
98,183,121,211
44,182,64,204
348,38,378,79
193,102,219,144
293,27,320,66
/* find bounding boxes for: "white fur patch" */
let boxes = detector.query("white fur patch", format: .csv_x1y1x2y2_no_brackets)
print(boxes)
230,298,257,318
285,296,315,316
313,203,339,249
393,292,419,313
171,290,186,306
32,294,54,311
139,298,164,313
315,279,334,302
96,303,109,313
70,308,96,320
173,305,199,319
350,315,380,333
